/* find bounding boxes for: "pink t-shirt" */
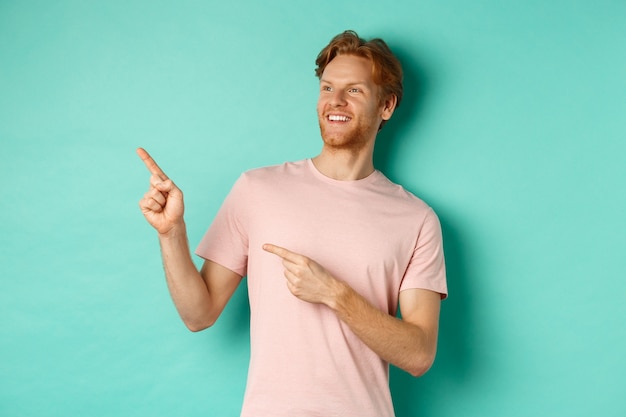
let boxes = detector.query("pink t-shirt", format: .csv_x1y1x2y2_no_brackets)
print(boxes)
196,159,447,416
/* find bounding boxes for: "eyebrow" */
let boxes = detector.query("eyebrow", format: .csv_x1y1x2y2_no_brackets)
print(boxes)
320,79,368,87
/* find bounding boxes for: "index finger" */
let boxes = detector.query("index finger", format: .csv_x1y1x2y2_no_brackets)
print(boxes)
136,147,169,180
262,244,300,262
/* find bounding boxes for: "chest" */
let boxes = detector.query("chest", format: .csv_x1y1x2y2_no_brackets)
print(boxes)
245,180,420,308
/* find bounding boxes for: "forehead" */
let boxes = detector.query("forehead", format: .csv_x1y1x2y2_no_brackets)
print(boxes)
320,54,375,85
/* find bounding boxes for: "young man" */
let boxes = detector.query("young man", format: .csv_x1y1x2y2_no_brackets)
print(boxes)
138,30,447,416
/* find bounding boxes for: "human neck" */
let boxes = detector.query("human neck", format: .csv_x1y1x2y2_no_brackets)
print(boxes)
311,146,375,181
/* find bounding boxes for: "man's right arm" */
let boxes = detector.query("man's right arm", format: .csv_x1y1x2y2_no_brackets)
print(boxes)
158,223,242,331
137,148,242,331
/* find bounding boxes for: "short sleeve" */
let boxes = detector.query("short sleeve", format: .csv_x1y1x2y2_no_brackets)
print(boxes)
195,174,250,277
399,208,448,299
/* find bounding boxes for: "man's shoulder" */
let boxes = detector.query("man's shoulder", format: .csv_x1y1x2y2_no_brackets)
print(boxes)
374,172,432,212
241,159,308,182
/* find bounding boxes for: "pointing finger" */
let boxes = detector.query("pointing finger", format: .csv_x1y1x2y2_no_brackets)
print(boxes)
137,147,169,181
263,244,300,263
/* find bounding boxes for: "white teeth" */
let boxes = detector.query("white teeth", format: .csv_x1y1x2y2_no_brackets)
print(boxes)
328,115,350,122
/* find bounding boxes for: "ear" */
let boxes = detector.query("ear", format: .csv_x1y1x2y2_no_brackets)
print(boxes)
381,94,398,121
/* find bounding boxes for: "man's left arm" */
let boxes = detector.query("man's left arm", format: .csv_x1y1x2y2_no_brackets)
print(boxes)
263,244,441,377
333,286,440,377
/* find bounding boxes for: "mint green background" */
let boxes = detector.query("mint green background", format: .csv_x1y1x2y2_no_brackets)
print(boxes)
1,1,624,416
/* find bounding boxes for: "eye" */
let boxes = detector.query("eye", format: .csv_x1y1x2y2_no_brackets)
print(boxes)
321,85,333,92
348,88,361,93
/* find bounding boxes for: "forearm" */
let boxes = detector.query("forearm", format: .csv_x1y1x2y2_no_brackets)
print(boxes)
329,283,438,377
158,221,213,331
261,243,440,375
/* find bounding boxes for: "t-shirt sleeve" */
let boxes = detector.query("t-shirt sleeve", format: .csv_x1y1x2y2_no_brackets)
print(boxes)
399,208,448,299
195,174,249,277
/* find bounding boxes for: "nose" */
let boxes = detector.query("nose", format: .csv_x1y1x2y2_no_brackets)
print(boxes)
329,90,347,106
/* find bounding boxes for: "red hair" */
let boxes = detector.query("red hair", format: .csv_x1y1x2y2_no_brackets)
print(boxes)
315,30,404,115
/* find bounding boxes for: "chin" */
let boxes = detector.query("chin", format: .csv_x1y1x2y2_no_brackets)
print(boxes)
320,125,369,151
321,135,368,152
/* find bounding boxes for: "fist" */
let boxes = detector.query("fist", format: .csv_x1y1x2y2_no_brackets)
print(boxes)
137,148,185,235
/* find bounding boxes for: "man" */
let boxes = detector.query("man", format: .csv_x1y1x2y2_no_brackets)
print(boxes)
138,30,447,416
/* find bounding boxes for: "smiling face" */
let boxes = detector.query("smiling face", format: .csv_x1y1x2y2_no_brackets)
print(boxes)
317,54,395,152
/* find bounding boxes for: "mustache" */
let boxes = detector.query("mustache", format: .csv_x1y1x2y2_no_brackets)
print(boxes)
321,108,354,118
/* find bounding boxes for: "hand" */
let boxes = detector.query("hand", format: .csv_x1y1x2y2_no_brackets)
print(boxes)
262,244,342,306
137,148,185,235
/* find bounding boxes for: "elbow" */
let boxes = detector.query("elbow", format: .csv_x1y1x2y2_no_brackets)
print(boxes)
408,363,432,378
183,315,217,333
185,322,211,332
406,353,436,378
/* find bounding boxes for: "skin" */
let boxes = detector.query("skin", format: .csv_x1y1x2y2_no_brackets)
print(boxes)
138,54,442,377
137,148,242,331
314,54,396,180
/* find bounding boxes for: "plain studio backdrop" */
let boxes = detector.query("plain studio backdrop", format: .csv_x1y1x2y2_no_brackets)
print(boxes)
1,1,624,416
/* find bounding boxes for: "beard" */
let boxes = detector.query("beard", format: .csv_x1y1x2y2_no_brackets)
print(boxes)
318,114,373,153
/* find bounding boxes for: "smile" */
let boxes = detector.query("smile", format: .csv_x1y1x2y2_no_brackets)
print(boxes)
327,115,352,122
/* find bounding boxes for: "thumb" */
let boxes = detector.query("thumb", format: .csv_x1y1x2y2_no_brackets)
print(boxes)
156,179,183,199
155,179,176,192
